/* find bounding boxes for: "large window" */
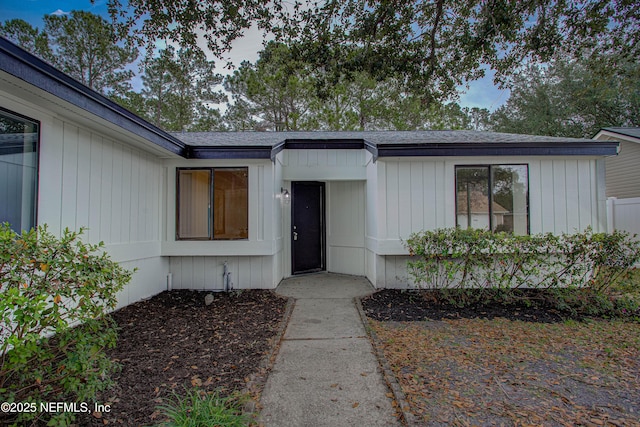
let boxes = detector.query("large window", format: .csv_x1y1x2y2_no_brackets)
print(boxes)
177,168,248,240
455,165,529,235
0,109,38,232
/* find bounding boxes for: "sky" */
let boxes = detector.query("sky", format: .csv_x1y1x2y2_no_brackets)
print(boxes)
0,0,509,111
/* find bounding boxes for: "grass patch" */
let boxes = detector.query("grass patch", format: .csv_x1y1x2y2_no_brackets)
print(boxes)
371,318,640,425
156,388,252,427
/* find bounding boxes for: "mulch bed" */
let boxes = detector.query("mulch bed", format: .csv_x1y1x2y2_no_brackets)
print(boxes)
60,287,637,426
76,289,288,427
361,288,629,322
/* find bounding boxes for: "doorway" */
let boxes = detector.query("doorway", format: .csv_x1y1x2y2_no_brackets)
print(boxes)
291,181,325,274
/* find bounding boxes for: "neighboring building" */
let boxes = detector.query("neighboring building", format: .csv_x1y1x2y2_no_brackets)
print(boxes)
0,37,619,304
456,189,511,232
593,127,640,199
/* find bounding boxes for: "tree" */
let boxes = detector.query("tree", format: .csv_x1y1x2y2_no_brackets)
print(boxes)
2,12,137,96
109,89,148,119
302,0,639,101
107,0,640,102
558,53,640,133
140,47,175,126
0,19,50,57
305,71,390,131
223,41,483,131
465,107,492,131
140,46,225,131
313,75,477,131
44,11,137,94
191,104,227,132
489,54,639,138
489,65,568,137
105,0,287,60
223,98,260,132
224,42,316,131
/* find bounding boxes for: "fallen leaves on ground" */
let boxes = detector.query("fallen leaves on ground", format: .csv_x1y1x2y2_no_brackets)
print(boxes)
76,290,287,426
370,318,640,426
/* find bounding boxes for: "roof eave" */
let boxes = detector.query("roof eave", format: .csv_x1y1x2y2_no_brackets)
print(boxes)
0,37,186,157
187,145,273,160
283,139,364,150
373,142,619,158
594,128,640,145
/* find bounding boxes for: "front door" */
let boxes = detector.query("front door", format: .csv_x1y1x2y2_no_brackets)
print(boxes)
291,181,325,274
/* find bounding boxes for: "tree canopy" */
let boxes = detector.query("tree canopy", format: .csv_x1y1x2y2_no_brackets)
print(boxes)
139,46,225,131
0,19,49,56
105,0,640,102
223,42,478,131
4,3,637,135
1,11,137,95
224,42,315,131
489,54,640,138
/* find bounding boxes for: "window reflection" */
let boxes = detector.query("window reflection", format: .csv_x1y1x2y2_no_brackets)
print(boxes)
456,165,529,235
177,168,248,240
0,110,38,232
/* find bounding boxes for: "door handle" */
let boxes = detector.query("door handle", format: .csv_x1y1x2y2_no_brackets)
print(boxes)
293,231,298,241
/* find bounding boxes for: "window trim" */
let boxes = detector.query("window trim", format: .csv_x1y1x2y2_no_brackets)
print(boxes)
454,164,530,235
175,166,249,241
0,106,40,231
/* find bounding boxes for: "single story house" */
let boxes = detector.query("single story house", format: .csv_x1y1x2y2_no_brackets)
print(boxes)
0,37,619,307
593,127,640,199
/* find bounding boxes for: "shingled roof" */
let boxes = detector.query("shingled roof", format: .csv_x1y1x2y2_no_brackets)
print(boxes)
172,130,618,160
173,130,596,146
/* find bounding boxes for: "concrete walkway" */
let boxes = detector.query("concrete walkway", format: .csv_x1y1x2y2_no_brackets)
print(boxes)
259,273,400,426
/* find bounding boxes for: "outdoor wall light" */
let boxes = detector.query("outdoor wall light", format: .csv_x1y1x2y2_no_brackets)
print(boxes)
281,187,291,204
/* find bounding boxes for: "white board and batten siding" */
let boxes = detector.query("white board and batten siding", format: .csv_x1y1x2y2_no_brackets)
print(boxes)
166,254,281,292
278,149,368,277
37,119,168,308
168,256,274,290
280,149,366,181
38,122,164,244
272,151,285,283
367,156,607,288
0,86,171,309
327,181,366,276
530,158,606,235
2,82,613,296
365,157,451,288
164,159,284,289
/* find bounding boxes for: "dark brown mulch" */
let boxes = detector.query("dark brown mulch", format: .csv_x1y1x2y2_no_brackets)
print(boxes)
77,289,288,427
361,289,571,323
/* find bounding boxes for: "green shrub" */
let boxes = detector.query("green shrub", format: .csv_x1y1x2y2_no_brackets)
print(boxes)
405,227,640,313
406,227,640,291
157,388,251,427
0,224,133,426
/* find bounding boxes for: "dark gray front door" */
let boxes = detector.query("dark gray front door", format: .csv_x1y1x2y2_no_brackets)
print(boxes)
291,181,325,274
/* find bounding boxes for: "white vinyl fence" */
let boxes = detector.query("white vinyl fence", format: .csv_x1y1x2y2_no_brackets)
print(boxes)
607,197,640,237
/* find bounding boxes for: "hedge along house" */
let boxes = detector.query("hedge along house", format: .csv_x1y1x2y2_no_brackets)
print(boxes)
0,37,620,306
